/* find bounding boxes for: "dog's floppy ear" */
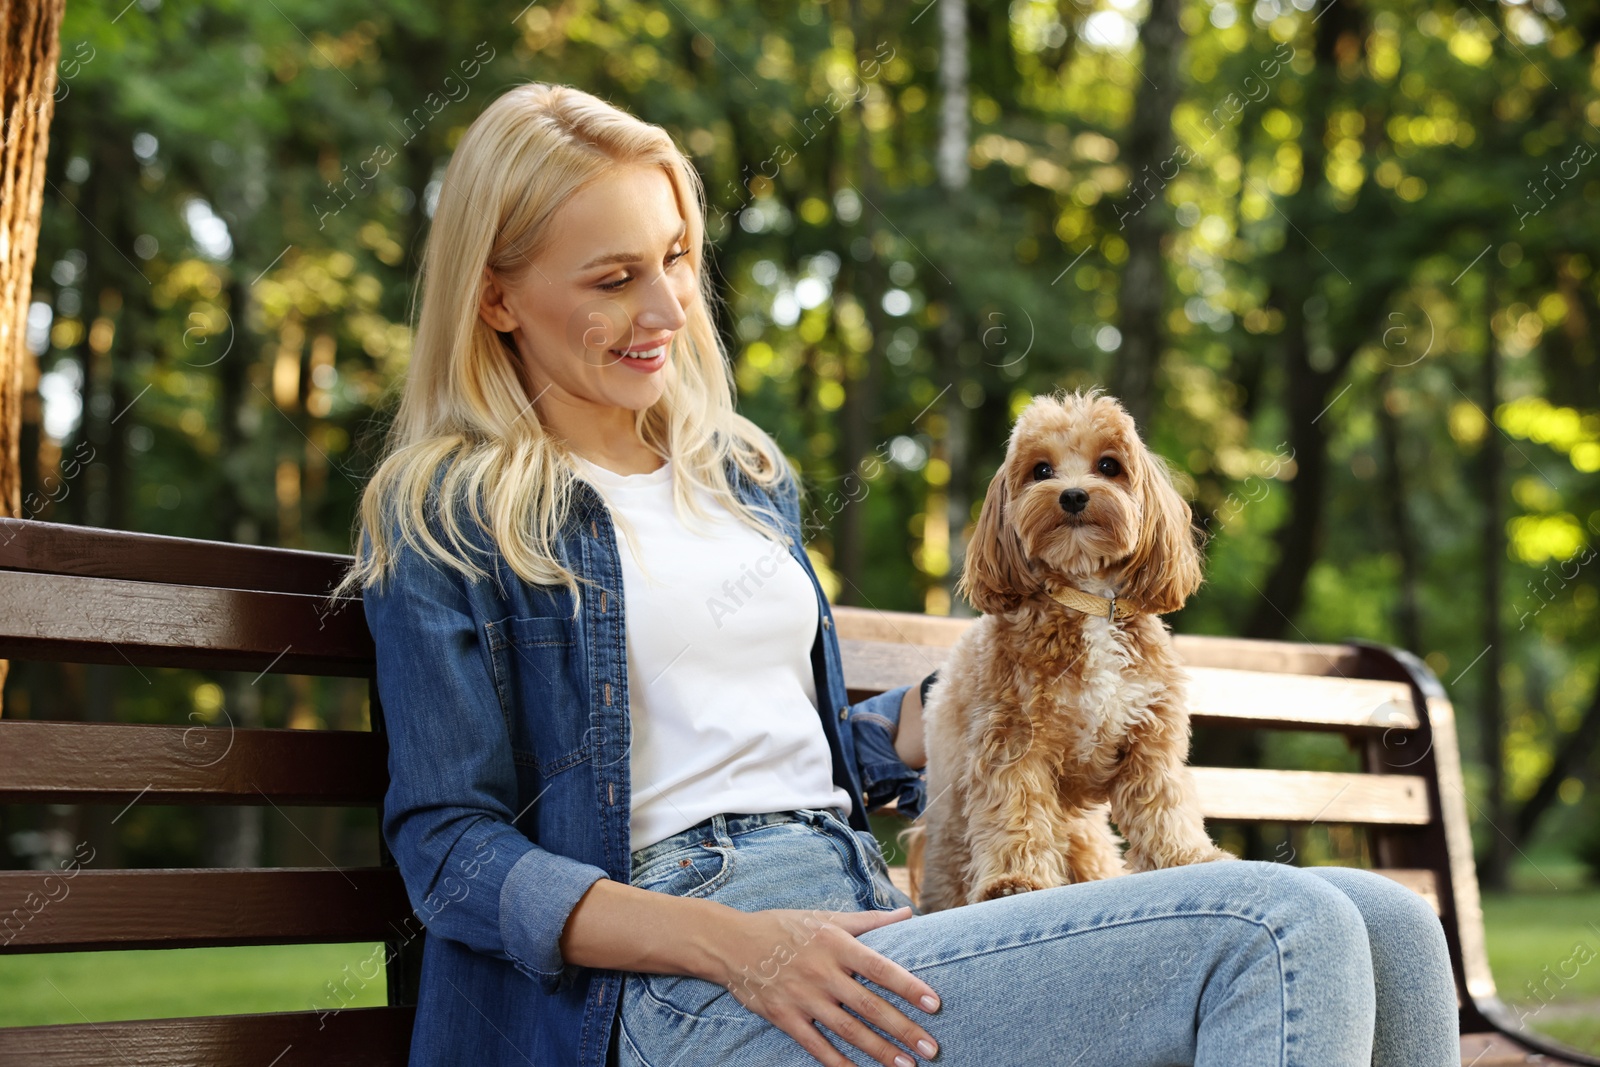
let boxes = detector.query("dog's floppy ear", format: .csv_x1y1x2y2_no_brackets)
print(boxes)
1119,449,1206,615
956,458,1037,615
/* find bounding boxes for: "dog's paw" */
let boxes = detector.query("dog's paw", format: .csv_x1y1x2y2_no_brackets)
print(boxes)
1176,846,1238,866
973,875,1046,902
1128,846,1237,872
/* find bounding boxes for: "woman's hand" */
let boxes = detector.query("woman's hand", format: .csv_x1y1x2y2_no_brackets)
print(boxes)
711,904,941,1067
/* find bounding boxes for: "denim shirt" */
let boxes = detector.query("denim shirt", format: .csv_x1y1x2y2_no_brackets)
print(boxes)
359,451,927,1067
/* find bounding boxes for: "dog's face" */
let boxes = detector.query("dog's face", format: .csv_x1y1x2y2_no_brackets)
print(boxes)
957,389,1206,616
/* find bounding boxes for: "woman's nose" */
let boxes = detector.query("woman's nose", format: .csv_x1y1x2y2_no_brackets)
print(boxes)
634,277,689,333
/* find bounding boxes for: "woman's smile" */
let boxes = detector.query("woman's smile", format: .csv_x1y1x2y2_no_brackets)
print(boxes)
611,334,672,373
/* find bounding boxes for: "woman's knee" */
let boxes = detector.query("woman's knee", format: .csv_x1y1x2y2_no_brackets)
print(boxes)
1297,865,1451,959
1216,860,1373,959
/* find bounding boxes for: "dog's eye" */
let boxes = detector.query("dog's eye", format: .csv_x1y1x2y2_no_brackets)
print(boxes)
1097,457,1123,478
1032,461,1054,481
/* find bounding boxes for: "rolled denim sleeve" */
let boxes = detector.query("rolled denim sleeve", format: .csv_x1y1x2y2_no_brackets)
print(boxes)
361,528,610,994
848,684,927,820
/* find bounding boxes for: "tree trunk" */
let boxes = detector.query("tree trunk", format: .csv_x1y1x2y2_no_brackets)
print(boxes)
1111,0,1184,432
1514,680,1600,845
835,0,882,602
1477,261,1511,891
1376,369,1423,654
1243,0,1363,640
937,0,972,616
0,0,66,716
1243,293,1340,638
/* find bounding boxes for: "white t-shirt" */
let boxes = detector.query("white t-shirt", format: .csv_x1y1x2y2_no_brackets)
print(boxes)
571,454,854,851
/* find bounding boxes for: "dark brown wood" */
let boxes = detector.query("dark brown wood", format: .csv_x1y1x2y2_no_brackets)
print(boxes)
368,678,423,1011
0,1006,413,1066
0,721,386,806
0,516,354,595
0,570,370,675
0,868,410,952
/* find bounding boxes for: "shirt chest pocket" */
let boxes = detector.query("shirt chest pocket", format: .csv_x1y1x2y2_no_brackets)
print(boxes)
485,614,592,778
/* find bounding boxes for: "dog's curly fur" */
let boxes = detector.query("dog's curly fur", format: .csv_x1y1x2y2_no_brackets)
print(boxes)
899,387,1236,911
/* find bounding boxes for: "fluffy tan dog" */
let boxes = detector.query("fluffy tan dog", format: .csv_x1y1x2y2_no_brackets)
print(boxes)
901,387,1235,912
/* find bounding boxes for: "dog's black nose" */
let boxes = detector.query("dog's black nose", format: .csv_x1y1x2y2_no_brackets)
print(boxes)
1059,488,1089,514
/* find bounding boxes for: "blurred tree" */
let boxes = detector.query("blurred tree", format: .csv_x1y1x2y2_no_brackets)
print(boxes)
0,0,65,717
2,0,1596,891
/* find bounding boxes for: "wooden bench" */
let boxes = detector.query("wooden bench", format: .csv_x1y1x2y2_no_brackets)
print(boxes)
0,516,1593,1066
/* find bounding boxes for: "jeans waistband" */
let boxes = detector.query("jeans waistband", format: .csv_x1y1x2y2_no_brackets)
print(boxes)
630,807,850,872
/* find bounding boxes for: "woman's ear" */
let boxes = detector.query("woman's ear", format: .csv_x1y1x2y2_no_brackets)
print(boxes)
478,267,520,333
1119,450,1206,615
956,458,1037,615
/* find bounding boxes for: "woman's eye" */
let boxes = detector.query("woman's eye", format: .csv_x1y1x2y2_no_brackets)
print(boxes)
598,249,686,292
1032,461,1054,481
1097,457,1123,477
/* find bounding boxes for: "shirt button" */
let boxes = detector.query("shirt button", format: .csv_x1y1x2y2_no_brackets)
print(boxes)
838,706,848,721
822,617,833,630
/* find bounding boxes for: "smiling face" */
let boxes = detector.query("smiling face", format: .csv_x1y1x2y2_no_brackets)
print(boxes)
477,162,698,447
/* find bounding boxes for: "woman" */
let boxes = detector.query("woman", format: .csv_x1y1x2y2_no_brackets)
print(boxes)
336,83,1460,1067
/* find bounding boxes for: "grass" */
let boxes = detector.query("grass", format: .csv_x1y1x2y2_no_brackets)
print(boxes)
0,943,387,1028
1481,885,1600,1055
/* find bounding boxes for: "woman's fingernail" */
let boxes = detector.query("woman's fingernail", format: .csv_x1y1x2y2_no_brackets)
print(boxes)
920,994,939,1011
918,1038,938,1056
895,1055,914,1067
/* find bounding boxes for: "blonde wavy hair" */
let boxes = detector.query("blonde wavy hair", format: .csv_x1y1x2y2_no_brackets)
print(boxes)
330,83,794,612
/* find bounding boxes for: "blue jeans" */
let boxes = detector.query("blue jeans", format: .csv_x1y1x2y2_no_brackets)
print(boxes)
611,807,1459,1067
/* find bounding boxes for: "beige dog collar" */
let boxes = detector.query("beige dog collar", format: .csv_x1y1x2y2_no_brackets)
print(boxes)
1044,583,1141,621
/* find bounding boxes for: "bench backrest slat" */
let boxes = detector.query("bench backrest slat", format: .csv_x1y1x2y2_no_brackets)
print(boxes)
0,571,369,675
841,638,1419,732
0,517,349,596
1191,767,1431,825
0,722,386,805
832,605,1366,676
1,868,408,952
0,1005,415,1066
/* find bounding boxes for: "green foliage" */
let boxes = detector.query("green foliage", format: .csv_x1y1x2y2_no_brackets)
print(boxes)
9,0,1599,880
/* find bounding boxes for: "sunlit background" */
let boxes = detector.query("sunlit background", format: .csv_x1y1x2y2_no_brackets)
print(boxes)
3,0,1599,1049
